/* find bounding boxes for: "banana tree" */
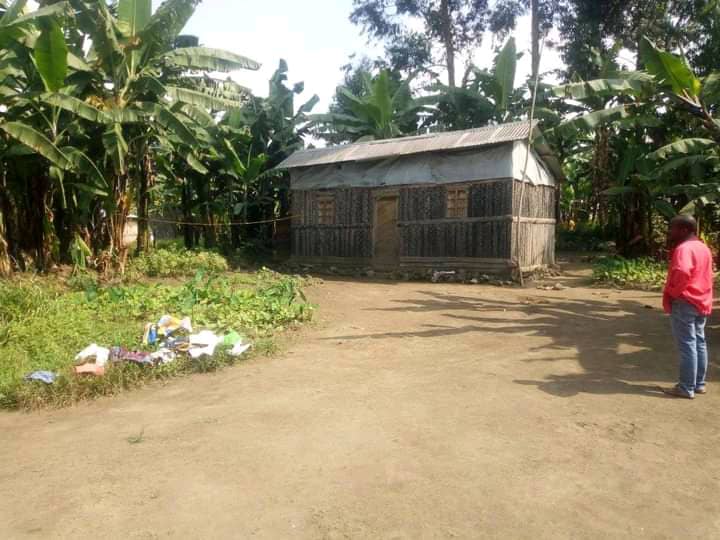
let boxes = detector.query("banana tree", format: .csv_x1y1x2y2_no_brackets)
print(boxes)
551,36,720,253
312,69,433,143
427,38,524,130
67,0,260,266
0,1,110,271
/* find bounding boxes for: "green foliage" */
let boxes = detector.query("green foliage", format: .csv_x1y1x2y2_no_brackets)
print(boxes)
33,18,67,92
428,37,525,130
493,37,517,114
69,234,91,273
0,269,313,409
313,69,430,142
557,223,614,252
640,37,702,100
127,246,229,278
592,256,666,290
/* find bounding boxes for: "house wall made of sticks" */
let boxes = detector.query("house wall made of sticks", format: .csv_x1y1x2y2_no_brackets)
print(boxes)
290,178,556,272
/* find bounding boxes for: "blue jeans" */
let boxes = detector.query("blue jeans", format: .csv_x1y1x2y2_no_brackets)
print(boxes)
670,300,709,396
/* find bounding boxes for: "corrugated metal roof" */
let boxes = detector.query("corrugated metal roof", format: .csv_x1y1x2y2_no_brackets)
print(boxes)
277,121,535,169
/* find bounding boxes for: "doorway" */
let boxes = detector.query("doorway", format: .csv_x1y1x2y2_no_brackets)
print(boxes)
374,195,400,266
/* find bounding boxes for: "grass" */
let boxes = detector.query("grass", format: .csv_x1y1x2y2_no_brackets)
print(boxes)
592,256,667,290
0,267,313,410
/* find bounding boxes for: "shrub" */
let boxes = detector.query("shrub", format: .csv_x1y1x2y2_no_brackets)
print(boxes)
127,246,229,278
592,256,666,290
557,223,615,252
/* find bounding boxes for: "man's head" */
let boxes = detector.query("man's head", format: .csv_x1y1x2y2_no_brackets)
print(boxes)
669,214,698,245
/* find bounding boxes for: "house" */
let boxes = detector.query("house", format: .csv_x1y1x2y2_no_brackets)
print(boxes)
277,121,562,277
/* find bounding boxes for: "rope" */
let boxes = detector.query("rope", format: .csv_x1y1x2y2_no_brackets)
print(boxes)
132,215,297,227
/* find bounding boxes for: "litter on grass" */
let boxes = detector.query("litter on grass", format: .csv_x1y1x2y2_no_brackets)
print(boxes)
25,371,57,384
57,316,252,380
75,363,106,376
230,342,252,357
75,344,110,367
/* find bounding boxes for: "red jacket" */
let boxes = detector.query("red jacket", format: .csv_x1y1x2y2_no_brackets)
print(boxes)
663,238,714,315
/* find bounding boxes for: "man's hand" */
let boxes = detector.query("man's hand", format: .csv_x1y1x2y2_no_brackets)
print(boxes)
663,292,672,314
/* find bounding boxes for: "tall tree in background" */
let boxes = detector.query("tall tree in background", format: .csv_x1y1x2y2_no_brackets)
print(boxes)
487,0,560,79
350,0,490,88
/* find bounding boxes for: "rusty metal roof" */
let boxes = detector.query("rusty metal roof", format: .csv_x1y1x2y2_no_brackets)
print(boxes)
277,121,536,169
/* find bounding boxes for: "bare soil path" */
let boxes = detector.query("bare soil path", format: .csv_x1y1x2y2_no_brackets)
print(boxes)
2,269,720,539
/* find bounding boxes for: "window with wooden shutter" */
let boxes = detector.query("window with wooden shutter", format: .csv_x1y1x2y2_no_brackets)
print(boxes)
317,197,335,225
446,188,468,218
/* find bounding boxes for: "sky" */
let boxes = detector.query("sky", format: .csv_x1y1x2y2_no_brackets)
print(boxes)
154,0,566,114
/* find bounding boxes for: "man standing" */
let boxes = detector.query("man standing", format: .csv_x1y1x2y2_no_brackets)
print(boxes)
663,215,714,399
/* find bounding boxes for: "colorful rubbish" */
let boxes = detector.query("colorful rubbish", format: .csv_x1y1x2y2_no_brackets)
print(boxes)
109,347,153,365
75,363,106,376
188,331,222,359
75,344,110,367
68,316,252,378
150,348,176,364
143,324,158,346
223,331,243,347
157,315,192,338
25,371,57,384
229,342,251,357
164,336,190,352
190,330,220,346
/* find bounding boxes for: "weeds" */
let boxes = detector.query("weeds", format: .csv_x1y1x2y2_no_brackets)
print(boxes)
127,245,229,278
592,256,667,290
0,269,313,410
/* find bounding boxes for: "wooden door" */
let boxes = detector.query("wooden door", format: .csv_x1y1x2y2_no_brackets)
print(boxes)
374,196,400,265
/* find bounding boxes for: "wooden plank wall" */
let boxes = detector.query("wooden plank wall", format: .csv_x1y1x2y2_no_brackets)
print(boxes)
291,189,373,258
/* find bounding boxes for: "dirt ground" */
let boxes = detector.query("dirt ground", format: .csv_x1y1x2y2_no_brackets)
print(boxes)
1,264,719,539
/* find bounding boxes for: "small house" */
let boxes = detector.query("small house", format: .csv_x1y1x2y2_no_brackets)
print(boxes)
277,121,562,276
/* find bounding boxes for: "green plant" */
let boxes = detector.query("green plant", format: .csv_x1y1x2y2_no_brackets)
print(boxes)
592,256,667,290
557,223,615,252
69,234,92,274
127,246,229,278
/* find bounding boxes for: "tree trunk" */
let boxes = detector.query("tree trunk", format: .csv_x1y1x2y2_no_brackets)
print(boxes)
54,202,72,264
591,127,611,227
26,175,53,271
136,150,153,254
617,192,650,257
203,208,216,249
109,174,130,275
181,178,195,249
439,0,456,88
0,171,11,276
531,0,541,81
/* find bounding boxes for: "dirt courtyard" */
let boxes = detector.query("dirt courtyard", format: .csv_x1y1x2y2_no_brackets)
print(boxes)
1,267,719,539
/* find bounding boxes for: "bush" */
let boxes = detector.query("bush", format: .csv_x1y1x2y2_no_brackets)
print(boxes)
592,256,666,290
0,269,313,409
557,223,615,252
127,246,229,278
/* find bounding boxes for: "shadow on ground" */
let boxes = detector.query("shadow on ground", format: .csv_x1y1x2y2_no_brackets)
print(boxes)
326,282,720,400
